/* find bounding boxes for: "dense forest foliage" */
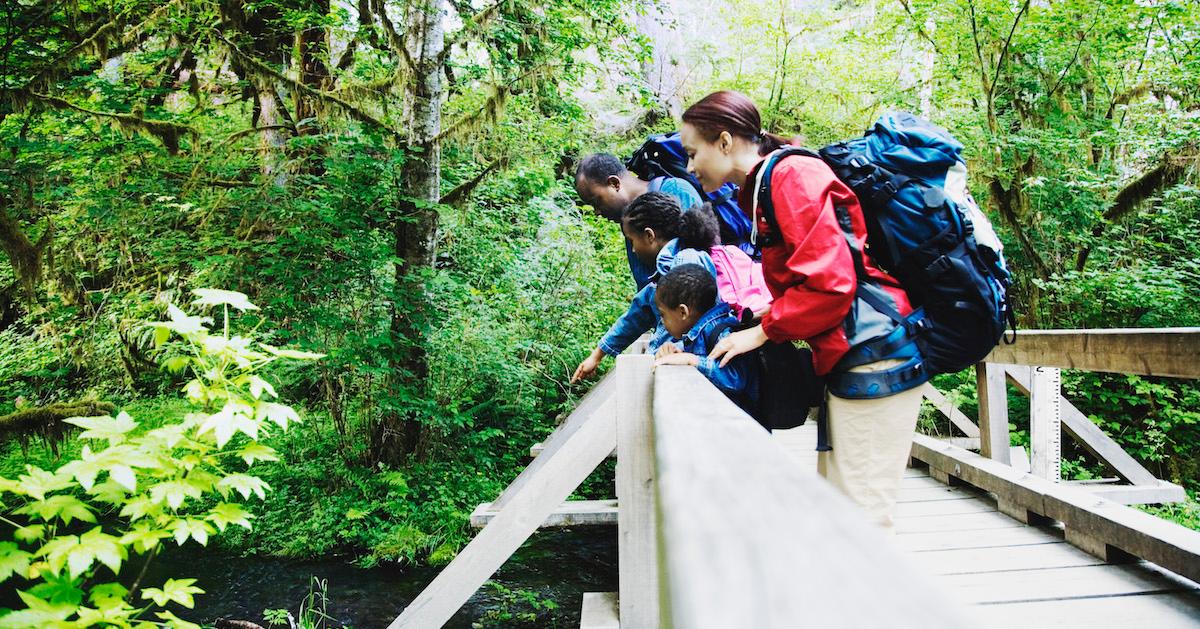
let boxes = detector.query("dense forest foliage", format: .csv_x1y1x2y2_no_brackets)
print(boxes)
0,0,1197,625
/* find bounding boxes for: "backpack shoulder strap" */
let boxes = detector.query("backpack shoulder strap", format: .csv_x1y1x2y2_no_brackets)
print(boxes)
752,147,820,249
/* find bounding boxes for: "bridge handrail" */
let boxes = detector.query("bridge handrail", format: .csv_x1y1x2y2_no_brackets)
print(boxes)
647,360,968,628
985,327,1200,378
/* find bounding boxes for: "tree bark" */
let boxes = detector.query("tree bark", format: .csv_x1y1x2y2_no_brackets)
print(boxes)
375,0,447,464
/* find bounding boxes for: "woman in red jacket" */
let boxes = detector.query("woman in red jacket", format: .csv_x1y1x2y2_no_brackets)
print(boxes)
688,91,924,529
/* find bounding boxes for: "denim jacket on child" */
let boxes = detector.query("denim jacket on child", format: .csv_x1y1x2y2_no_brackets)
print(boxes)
599,238,715,357
666,302,760,415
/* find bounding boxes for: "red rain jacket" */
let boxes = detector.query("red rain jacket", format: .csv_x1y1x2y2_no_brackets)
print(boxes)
738,153,914,375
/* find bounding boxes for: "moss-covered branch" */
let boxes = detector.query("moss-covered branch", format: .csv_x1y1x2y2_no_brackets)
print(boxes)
0,401,115,442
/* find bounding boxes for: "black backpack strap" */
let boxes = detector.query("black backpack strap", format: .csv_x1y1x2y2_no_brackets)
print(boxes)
701,319,738,350
752,147,819,249
833,205,906,328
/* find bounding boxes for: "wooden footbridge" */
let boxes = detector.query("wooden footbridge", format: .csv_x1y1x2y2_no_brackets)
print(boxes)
392,329,1200,628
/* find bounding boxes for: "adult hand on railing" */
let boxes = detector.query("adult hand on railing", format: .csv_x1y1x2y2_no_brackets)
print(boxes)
571,347,606,383
708,324,769,367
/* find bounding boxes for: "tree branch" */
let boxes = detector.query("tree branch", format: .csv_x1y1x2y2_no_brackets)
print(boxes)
897,0,940,54
440,157,508,205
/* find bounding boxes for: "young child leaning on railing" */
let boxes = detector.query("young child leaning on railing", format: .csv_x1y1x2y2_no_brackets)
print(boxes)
654,263,760,416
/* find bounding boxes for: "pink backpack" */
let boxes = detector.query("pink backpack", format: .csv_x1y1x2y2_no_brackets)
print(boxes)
709,245,772,320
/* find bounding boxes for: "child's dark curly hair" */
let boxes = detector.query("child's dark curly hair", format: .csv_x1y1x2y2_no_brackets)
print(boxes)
677,202,721,251
622,191,682,240
656,263,717,313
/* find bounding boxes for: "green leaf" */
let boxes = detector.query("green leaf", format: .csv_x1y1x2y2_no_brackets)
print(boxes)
149,480,203,510
237,442,279,465
0,542,32,582
78,528,126,575
14,524,44,544
206,503,254,532
247,375,276,399
197,400,258,448
163,356,191,373
15,466,72,501
192,288,259,311
64,411,138,443
260,343,326,360
171,519,213,546
154,610,203,629
255,401,300,430
108,464,137,492
119,523,172,554
18,495,96,525
89,582,129,607
217,473,269,500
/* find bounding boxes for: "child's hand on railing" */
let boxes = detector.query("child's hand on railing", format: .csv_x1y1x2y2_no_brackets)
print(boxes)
655,343,682,359
571,347,606,383
655,351,699,367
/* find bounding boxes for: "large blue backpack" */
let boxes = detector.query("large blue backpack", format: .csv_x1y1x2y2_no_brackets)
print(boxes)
755,112,1015,384
627,132,757,257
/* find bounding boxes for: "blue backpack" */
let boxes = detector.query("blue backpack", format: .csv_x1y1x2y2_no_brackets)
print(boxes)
755,112,1015,390
627,132,757,257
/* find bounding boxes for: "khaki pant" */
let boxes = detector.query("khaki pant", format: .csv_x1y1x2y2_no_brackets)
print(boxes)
817,359,923,530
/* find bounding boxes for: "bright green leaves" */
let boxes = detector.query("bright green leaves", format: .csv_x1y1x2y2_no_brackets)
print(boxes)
217,474,269,501
237,442,278,465
256,401,300,430
142,578,205,608
64,412,138,444
191,288,259,311
0,290,319,625
206,503,254,532
119,523,172,554
36,528,126,579
17,495,96,525
260,343,326,360
14,466,71,501
170,519,214,546
148,479,204,511
0,542,32,582
197,400,259,448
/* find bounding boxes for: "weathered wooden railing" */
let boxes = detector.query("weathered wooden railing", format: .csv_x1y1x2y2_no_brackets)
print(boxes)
391,328,1200,627
391,344,969,628
910,328,1200,584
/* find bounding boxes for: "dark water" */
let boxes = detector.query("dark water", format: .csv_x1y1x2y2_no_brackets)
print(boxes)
145,527,617,628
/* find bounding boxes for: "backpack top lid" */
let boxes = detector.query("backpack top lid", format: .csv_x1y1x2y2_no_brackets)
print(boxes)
863,112,963,183
627,132,691,182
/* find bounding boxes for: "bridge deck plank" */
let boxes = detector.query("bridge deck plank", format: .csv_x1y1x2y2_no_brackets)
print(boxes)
768,424,1200,626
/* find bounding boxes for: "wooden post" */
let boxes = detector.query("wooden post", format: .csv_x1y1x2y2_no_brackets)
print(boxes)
1029,366,1062,481
976,362,1011,465
616,354,657,628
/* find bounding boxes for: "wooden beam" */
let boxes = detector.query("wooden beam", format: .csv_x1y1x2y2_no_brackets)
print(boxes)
909,434,1200,584
1066,482,1188,505
470,499,617,528
580,592,619,629
976,362,1011,464
491,373,616,510
985,328,1200,378
388,378,618,628
920,383,981,438
529,441,614,459
616,354,658,628
1029,366,1062,481
654,366,971,628
1004,365,1161,487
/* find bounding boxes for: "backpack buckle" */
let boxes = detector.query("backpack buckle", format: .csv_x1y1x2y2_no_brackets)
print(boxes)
848,155,870,170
